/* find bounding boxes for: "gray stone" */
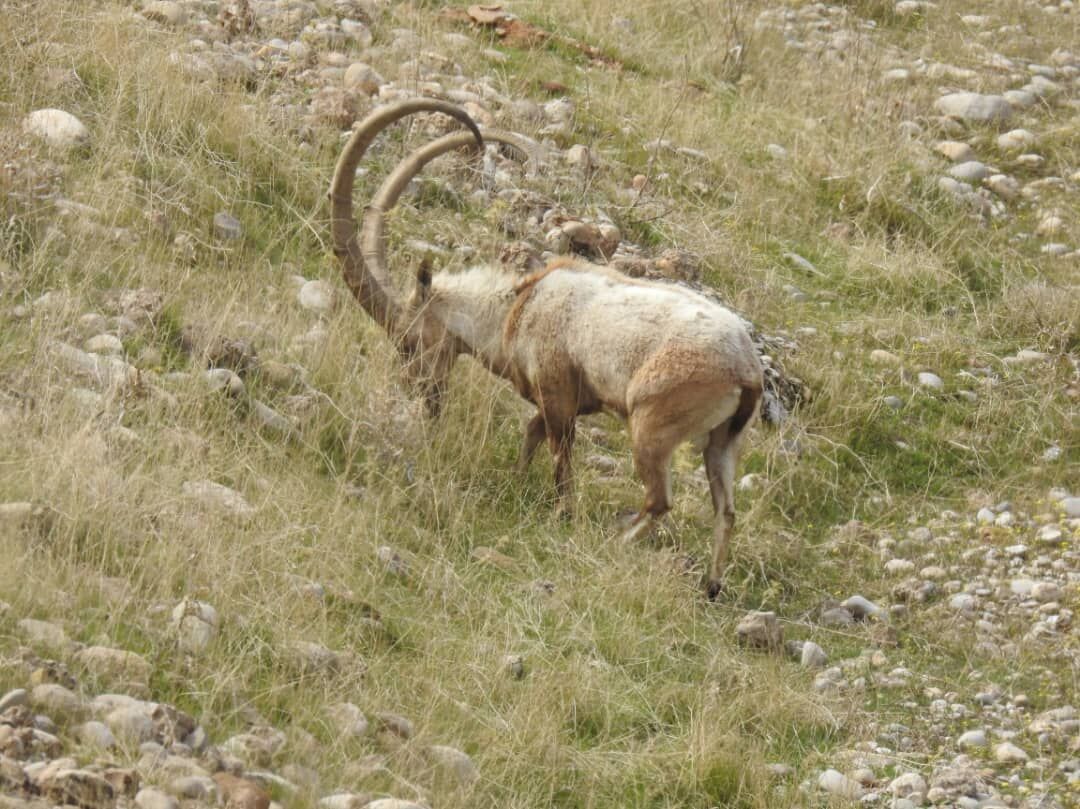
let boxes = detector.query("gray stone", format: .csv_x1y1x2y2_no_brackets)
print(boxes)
0,689,29,713
84,334,124,356
169,776,216,801
213,212,242,241
74,646,151,685
957,729,988,749
890,772,927,799
75,721,116,749
800,641,828,668
343,63,385,95
1031,581,1063,603
842,595,886,620
934,93,1012,123
204,368,245,397
426,745,479,785
949,161,991,182
30,684,83,717
327,702,368,738
171,599,219,654
736,611,783,650
917,372,944,390
181,481,254,520
105,706,156,743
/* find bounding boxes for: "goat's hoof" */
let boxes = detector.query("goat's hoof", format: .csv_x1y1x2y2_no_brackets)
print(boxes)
704,578,725,601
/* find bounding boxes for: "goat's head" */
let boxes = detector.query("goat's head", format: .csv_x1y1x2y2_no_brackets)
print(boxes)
397,259,460,417
328,100,537,416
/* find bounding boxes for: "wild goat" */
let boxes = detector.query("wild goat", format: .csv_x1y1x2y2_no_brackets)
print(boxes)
329,99,764,597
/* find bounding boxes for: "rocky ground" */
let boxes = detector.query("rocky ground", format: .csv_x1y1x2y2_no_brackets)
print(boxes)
1,0,1078,807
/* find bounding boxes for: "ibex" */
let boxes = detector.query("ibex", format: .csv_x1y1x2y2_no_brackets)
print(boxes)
329,99,764,597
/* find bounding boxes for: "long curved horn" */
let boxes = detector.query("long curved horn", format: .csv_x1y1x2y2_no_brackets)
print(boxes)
328,100,483,333
361,129,539,279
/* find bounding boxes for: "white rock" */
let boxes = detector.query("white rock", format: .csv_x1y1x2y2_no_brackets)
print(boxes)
1010,579,1035,597
818,768,865,799
917,372,944,390
997,129,1036,150
890,772,928,799
23,109,90,148
957,729,988,749
976,507,995,524
934,93,1012,123
1061,497,1080,518
298,280,335,312
993,742,1029,763
949,593,977,611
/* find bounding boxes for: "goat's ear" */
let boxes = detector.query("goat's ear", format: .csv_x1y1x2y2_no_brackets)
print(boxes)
412,256,433,304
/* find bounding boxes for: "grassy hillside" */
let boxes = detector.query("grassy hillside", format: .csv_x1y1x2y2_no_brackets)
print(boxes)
1,1,1077,807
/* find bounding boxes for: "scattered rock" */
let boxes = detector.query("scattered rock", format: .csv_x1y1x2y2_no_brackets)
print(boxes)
818,768,865,799
426,744,479,785
994,742,1029,763
170,599,220,654
934,92,1012,123
23,109,90,148
736,611,783,651
212,212,243,241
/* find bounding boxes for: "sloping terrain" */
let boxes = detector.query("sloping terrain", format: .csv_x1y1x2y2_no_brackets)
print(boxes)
0,1,1078,808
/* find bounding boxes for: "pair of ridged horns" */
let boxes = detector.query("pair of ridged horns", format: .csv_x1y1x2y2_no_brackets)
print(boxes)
329,98,537,334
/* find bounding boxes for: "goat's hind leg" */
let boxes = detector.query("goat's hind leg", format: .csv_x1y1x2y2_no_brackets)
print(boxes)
621,415,678,544
703,423,739,600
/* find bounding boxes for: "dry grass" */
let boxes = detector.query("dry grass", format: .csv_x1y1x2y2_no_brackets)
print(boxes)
1,0,1078,806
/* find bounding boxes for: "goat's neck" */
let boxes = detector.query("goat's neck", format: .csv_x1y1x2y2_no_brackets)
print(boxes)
430,265,516,375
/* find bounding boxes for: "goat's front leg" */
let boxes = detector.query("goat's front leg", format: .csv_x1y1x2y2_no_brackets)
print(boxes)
516,413,547,473
546,417,576,519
